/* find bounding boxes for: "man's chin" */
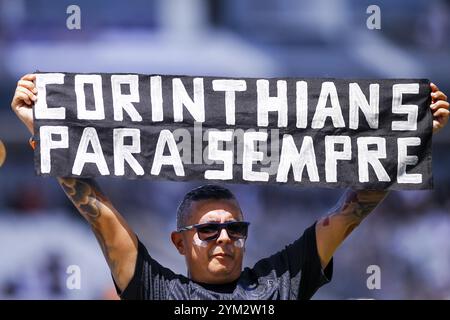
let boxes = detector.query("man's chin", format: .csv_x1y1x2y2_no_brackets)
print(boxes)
208,259,234,274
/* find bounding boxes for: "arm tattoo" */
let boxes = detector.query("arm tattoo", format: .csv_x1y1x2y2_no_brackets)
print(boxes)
58,178,136,289
58,178,109,224
322,189,388,227
58,178,119,269
340,191,382,220
316,189,388,266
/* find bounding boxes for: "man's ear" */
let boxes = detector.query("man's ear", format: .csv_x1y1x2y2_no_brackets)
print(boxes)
171,231,186,255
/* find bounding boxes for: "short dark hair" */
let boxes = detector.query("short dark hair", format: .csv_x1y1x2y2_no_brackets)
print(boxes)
176,184,239,230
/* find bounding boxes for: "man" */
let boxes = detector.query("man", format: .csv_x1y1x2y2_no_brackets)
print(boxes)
11,74,449,299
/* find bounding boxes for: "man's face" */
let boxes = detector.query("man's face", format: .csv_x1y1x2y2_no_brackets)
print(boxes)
171,199,246,284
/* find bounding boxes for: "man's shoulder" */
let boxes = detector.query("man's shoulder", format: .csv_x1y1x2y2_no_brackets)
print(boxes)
135,237,187,281
241,223,317,278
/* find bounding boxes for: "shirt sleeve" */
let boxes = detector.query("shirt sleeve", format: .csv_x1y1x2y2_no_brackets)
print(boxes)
248,222,333,300
294,222,333,300
113,238,179,300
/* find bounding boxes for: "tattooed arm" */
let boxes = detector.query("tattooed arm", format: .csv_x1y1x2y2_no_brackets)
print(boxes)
313,83,448,269
315,189,388,269
10,75,138,293
57,177,138,292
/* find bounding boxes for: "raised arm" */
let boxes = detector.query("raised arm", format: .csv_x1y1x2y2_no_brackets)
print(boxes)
57,177,138,291
315,189,388,268
316,82,449,269
11,74,138,292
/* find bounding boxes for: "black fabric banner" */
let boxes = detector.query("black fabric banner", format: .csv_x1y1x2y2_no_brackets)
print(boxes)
33,72,433,190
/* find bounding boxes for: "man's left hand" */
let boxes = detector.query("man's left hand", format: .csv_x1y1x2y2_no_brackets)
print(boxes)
430,83,449,134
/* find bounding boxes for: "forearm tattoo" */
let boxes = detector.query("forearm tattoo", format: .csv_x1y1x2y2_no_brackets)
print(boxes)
340,191,383,220
58,178,109,223
58,178,118,271
322,189,388,227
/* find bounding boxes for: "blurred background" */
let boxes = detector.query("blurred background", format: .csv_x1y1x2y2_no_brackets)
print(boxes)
0,0,449,299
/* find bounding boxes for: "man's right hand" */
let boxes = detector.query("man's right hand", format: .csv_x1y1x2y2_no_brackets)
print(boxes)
11,74,37,135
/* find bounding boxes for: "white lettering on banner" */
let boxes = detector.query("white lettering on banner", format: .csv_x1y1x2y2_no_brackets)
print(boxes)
35,74,421,132
296,81,308,128
111,75,142,122
34,74,428,186
150,76,164,122
357,137,390,182
75,74,105,120
40,126,424,183
276,135,319,182
113,128,144,176
35,73,66,119
349,83,379,129
397,137,422,184
212,79,247,125
243,131,269,182
173,78,205,123
39,126,69,173
325,135,352,182
392,84,419,131
72,127,109,175
312,82,346,129
204,130,234,180
151,130,185,176
257,80,288,127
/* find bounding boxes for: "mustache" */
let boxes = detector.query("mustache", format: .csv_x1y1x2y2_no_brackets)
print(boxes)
208,238,246,257
209,246,235,257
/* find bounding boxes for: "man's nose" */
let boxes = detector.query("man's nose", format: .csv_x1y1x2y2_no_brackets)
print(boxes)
216,228,231,243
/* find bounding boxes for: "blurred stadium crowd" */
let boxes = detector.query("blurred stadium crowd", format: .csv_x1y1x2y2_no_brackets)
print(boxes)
0,0,449,299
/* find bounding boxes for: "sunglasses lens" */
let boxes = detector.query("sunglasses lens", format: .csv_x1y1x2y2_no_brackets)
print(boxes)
227,222,248,239
195,222,249,241
197,224,220,241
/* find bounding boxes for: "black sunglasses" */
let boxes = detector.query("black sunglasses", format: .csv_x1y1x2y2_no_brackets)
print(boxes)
177,221,250,241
